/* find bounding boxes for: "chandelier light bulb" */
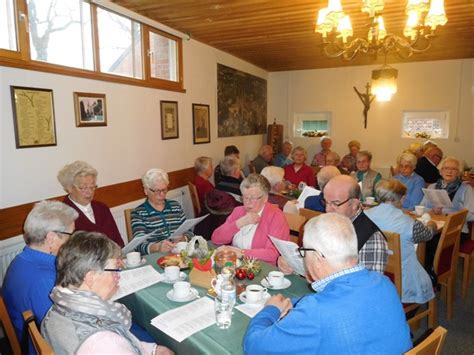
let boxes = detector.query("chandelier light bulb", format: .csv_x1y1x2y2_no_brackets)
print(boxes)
361,0,385,17
337,15,353,43
425,0,447,30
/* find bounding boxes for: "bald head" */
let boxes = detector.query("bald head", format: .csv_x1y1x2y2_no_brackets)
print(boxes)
323,175,361,218
324,175,360,199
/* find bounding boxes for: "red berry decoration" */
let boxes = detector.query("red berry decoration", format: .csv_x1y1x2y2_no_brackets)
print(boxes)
236,268,246,280
247,272,255,280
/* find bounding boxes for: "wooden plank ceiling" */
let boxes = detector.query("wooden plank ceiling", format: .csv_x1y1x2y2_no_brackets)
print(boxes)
113,0,474,71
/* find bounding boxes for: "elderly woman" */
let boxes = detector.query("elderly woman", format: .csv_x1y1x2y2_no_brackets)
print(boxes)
211,174,290,264
304,166,341,212
421,157,474,234
261,166,291,209
41,232,173,355
311,136,332,167
216,155,244,197
350,151,382,201
366,179,437,304
3,200,78,344
131,168,192,255
326,151,348,174
393,152,425,210
341,140,361,172
193,156,214,209
284,146,315,187
58,160,124,247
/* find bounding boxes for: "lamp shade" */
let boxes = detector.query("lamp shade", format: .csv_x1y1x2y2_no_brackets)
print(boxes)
371,66,398,101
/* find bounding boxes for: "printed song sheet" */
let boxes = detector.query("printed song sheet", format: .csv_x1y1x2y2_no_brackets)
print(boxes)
235,303,265,318
112,265,163,301
270,236,306,276
296,186,320,209
422,188,453,208
150,297,216,342
122,229,159,254
169,214,209,238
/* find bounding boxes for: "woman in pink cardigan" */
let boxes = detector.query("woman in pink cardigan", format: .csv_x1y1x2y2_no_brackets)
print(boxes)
211,174,290,265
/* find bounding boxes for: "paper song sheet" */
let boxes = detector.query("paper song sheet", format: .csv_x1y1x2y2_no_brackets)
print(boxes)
270,236,306,276
235,303,265,318
296,186,320,209
112,265,163,301
122,229,158,254
422,188,453,208
150,297,216,342
169,214,209,238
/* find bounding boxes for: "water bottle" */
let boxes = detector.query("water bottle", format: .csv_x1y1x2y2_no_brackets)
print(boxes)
220,278,236,306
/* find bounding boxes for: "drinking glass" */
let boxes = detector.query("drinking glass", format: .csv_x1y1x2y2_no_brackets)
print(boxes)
214,297,233,329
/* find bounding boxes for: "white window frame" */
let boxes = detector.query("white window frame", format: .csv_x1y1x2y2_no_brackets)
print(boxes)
293,111,331,138
401,111,449,139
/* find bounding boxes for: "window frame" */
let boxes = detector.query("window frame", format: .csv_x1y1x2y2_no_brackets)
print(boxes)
292,111,332,138
401,110,450,139
0,0,185,93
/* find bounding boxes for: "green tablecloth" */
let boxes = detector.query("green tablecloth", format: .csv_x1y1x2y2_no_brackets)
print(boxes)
119,253,311,355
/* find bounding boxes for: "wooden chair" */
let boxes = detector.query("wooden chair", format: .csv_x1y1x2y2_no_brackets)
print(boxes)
0,295,21,355
284,212,306,245
405,326,447,355
187,181,201,217
22,310,54,355
248,161,256,174
383,231,402,298
299,208,322,222
124,208,133,243
433,209,467,320
459,221,474,300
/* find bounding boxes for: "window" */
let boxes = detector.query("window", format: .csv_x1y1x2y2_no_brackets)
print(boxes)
0,0,18,51
293,112,331,138
402,111,449,139
0,0,184,92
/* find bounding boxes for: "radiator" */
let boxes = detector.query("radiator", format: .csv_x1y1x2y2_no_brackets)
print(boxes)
0,187,192,286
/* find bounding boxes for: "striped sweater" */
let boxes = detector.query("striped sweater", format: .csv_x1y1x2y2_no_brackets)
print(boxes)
131,199,193,255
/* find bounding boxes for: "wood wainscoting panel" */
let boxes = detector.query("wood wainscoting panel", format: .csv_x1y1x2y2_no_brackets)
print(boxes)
0,167,195,241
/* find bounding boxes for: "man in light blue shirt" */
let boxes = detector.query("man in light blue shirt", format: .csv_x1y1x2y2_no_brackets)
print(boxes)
273,141,293,167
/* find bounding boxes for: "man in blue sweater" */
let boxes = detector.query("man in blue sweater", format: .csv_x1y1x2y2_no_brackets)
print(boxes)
243,213,412,354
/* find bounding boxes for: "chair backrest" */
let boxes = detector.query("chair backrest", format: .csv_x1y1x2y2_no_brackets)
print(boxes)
187,181,201,217
299,208,322,222
405,326,447,355
22,310,54,355
248,161,256,174
284,212,306,245
124,208,134,243
383,231,402,298
0,296,21,355
433,209,468,278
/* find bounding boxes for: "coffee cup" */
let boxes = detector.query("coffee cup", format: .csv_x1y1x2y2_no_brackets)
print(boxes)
173,241,188,253
173,281,191,299
165,265,180,281
415,205,425,216
365,197,375,205
126,252,141,266
245,284,267,304
267,271,284,287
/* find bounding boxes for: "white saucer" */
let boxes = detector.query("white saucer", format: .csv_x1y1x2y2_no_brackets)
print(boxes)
162,272,187,284
124,258,146,269
261,278,291,290
166,288,199,302
239,291,270,306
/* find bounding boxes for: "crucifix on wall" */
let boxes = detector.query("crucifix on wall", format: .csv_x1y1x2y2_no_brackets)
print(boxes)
353,83,375,129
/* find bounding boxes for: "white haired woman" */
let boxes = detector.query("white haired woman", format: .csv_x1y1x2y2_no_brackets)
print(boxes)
350,151,382,202
311,136,332,167
341,140,361,172
261,166,291,209
3,200,78,345
58,160,124,247
212,174,290,265
131,168,192,254
366,179,437,304
42,232,173,355
284,146,316,187
393,152,425,210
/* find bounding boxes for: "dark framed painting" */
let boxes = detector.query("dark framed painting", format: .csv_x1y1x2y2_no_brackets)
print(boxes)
160,100,179,140
10,86,57,148
192,104,210,144
74,92,107,127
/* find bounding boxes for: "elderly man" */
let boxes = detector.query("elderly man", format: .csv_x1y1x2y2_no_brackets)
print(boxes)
216,155,243,197
244,214,412,354
214,145,241,184
415,146,443,184
304,166,341,212
252,145,274,173
273,141,293,167
280,175,388,273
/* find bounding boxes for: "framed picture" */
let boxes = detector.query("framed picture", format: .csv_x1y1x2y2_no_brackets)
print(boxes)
192,104,210,144
10,86,57,148
160,101,179,140
74,92,107,127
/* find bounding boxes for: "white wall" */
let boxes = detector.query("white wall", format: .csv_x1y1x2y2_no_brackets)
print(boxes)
268,59,474,175
0,39,267,208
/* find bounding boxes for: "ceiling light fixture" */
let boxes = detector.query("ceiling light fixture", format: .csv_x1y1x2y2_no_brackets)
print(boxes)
315,0,448,61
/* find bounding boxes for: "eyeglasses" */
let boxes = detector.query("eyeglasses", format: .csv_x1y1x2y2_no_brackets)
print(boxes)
297,247,325,258
75,185,98,192
53,231,74,236
103,268,123,273
242,194,264,202
321,197,352,208
441,167,459,171
148,187,168,194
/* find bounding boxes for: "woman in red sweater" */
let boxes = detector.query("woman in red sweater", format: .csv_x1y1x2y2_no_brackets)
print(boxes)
284,146,316,187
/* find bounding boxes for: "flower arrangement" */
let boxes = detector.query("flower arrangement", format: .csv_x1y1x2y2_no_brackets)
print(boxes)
302,130,327,137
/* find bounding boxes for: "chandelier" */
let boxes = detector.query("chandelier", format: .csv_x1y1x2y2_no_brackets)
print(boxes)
315,0,448,61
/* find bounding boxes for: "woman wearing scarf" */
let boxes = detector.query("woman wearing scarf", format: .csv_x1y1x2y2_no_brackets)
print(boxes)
41,231,173,355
